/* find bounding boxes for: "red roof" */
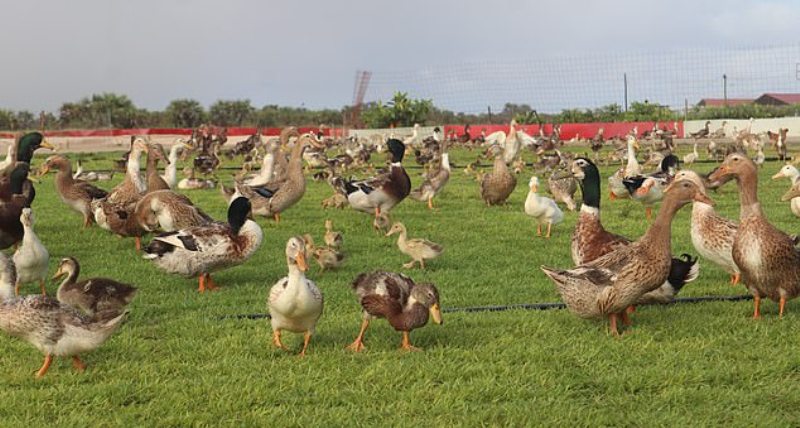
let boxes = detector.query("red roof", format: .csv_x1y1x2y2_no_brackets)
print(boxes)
757,93,800,105
697,98,752,107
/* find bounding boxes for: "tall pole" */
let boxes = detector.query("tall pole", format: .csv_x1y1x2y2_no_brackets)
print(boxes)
723,74,728,107
624,73,628,112
488,105,492,123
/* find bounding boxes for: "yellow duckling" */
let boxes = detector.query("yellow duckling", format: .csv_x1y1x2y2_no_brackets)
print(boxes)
386,222,443,269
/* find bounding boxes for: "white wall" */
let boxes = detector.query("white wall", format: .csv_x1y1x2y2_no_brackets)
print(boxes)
683,118,800,138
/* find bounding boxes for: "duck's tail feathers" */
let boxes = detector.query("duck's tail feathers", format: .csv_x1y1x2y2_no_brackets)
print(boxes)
666,253,700,294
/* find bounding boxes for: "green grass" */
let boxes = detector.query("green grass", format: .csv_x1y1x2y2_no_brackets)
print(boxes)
3,145,800,426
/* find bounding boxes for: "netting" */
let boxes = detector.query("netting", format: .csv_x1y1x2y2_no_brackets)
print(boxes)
364,43,800,114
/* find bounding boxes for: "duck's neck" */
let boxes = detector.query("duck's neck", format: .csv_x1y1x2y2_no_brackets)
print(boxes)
395,228,408,247
287,264,306,294
57,267,79,294
493,155,508,173
642,197,682,249
579,169,601,215
626,142,638,169
55,163,77,191
441,153,450,171
0,263,15,301
735,169,762,218
391,300,429,329
128,147,146,192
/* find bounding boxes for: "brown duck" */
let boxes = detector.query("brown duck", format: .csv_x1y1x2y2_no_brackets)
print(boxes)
39,155,108,227
709,153,800,318
347,271,442,352
541,179,712,335
53,257,137,316
480,144,516,205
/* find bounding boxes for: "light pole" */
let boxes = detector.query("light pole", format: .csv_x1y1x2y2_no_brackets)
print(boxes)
723,74,728,107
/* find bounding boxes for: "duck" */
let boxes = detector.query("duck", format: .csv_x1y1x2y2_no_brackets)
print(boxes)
143,197,263,293
302,234,345,273
53,257,138,316
244,140,280,187
754,144,765,167
541,179,711,335
0,253,128,378
623,135,642,178
268,236,324,356
524,176,564,238
177,167,216,190
0,163,35,249
135,190,213,233
709,154,800,318
145,143,170,192
72,160,114,182
12,208,49,296
409,140,450,210
38,155,108,227
672,170,740,285
346,271,442,352
607,167,630,200
0,144,16,173
91,199,148,250
221,134,310,222
386,222,443,269
107,138,148,206
324,219,342,249
772,164,800,218
335,139,411,220
161,140,188,189
480,145,517,206
683,143,699,165
565,157,700,301
547,170,577,211
623,154,679,221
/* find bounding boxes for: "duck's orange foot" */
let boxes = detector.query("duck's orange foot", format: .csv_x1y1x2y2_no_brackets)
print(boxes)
346,339,365,353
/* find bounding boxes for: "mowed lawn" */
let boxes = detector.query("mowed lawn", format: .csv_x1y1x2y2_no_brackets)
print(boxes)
3,143,800,426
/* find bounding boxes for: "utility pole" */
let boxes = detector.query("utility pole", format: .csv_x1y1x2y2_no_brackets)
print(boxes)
488,106,492,123
723,74,728,106
624,73,628,112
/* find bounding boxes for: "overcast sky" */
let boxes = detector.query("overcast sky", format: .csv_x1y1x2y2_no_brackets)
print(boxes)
3,0,800,113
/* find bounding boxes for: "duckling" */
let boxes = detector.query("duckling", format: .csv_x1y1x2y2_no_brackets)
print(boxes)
0,253,128,378
177,167,216,190
12,208,49,296
268,237,323,356
524,176,564,238
321,192,348,209
386,222,443,269
347,271,442,352
324,219,343,249
302,234,345,272
53,257,138,316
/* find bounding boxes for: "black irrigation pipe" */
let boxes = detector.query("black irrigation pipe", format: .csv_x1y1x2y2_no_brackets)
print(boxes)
217,294,754,321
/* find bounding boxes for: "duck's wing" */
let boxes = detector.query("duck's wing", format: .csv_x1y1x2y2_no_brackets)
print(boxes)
150,222,231,253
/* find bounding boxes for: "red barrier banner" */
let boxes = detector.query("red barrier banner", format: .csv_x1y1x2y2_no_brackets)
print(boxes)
444,121,683,140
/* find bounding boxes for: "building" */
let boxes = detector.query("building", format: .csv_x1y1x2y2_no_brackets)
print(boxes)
753,93,800,106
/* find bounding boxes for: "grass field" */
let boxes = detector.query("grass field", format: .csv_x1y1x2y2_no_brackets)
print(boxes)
2,144,800,426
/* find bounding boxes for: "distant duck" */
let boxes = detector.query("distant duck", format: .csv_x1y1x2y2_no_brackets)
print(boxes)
323,219,343,249
480,145,516,205
336,139,410,220
623,154,679,221
161,140,189,189
683,143,699,165
524,176,564,238
410,140,450,209
268,237,324,356
774,164,800,218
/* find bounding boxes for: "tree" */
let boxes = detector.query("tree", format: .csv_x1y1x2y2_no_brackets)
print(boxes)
165,99,207,128
57,93,147,128
209,100,255,126
361,92,433,128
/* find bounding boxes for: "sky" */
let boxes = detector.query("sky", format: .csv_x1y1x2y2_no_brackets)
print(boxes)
3,0,800,113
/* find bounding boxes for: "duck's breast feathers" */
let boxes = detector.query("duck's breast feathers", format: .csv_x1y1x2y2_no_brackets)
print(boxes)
360,294,402,319
80,278,138,302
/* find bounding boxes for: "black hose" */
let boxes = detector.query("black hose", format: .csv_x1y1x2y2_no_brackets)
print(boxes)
218,294,753,320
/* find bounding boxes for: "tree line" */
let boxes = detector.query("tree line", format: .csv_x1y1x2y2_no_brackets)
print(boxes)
1,92,799,131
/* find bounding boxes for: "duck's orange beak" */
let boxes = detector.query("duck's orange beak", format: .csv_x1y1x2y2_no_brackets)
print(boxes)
40,139,56,151
772,171,786,180
708,165,730,182
429,303,443,325
295,251,308,272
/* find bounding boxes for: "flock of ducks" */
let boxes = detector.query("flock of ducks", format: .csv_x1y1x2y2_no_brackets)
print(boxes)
0,121,797,377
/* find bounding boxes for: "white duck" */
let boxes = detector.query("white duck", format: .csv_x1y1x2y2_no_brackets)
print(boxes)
623,135,642,177
683,143,699,165
524,176,564,238
268,236,324,356
12,208,49,296
772,163,800,218
161,140,188,189
244,141,278,187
